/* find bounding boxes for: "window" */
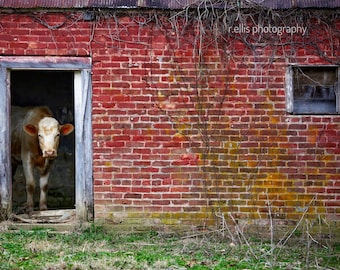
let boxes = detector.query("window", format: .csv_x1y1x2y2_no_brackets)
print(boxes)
286,65,340,114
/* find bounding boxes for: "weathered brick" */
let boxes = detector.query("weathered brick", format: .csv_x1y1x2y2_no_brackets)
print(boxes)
1,9,339,227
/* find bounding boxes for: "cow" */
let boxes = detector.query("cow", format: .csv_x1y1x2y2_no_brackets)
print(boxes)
11,106,74,215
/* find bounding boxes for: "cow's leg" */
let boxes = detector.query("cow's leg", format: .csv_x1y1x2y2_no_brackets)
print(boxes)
22,156,35,215
39,172,49,211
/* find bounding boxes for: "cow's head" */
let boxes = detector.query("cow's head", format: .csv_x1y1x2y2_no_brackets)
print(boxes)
23,117,74,158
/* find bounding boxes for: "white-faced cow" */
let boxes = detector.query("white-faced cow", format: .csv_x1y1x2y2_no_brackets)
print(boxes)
11,106,74,215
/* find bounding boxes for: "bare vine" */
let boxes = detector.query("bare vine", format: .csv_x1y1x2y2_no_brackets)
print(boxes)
19,0,340,230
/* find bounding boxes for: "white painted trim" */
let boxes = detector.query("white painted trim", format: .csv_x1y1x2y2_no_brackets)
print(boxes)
285,66,293,113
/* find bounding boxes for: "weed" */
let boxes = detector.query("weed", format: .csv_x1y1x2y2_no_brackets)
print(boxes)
0,224,338,269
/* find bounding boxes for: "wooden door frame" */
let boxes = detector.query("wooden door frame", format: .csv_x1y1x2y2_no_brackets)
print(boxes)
0,56,93,221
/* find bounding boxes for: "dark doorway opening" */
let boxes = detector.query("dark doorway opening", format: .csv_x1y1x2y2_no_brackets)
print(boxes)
10,70,75,213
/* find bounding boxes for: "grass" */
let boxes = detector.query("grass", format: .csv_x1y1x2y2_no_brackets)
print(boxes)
0,224,339,269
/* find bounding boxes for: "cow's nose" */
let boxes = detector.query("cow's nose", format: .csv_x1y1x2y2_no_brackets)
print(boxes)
43,150,56,157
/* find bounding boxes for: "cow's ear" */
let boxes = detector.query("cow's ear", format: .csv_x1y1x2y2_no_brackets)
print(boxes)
23,124,38,136
60,123,74,136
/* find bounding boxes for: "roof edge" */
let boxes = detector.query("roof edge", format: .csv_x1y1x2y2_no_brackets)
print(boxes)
0,0,339,10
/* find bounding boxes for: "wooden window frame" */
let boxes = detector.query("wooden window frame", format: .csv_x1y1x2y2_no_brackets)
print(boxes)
0,56,93,221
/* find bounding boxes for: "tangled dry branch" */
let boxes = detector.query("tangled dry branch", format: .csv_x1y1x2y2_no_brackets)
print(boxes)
22,1,340,229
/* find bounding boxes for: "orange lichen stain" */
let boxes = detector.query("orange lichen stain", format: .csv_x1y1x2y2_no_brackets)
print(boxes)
269,115,280,124
157,90,165,98
267,173,287,181
147,211,214,226
222,141,240,158
151,79,334,225
168,71,174,82
279,194,298,201
105,161,113,167
307,133,318,143
163,129,175,135
318,155,333,161
230,161,247,168
268,148,286,155
173,132,186,141
175,122,191,133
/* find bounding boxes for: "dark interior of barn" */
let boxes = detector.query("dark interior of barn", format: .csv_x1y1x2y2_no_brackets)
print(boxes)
10,70,75,212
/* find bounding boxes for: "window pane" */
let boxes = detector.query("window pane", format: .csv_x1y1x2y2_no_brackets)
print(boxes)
292,66,338,114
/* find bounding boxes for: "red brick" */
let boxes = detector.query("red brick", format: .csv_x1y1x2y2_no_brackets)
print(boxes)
2,10,339,226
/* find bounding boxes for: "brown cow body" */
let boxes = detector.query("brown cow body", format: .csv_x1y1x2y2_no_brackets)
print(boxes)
11,106,74,215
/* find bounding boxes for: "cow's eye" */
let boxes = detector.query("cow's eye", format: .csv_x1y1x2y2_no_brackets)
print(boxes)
56,133,60,138
38,134,43,138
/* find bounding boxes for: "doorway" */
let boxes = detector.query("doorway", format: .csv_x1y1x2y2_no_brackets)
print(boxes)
11,70,75,212
0,56,93,221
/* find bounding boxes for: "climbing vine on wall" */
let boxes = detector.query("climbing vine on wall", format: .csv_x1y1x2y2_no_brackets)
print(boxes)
81,1,339,224
27,0,340,226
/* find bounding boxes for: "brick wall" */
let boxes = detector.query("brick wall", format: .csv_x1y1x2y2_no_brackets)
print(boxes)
1,9,339,229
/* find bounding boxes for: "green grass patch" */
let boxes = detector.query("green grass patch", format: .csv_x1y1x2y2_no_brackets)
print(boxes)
0,224,338,269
